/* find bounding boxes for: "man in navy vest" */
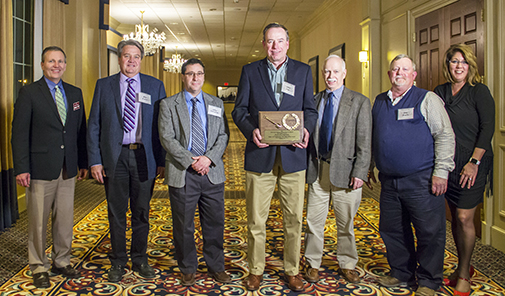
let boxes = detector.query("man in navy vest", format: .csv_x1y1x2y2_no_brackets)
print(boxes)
370,54,455,296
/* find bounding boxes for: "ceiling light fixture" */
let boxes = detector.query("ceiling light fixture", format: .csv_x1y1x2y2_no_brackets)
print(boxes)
123,11,166,56
163,46,187,73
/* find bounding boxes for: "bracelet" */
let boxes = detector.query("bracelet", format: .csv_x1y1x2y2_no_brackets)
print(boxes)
469,157,480,165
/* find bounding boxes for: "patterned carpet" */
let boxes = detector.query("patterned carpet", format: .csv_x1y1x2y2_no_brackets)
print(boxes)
1,123,504,295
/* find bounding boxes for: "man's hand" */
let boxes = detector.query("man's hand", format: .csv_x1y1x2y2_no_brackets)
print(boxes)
77,168,88,180
192,156,212,175
293,128,310,149
365,170,377,190
91,165,106,184
252,128,269,148
350,177,364,190
16,173,31,187
157,166,165,179
431,176,448,196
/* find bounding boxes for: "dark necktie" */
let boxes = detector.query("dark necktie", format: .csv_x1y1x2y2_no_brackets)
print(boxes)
319,92,334,158
191,97,205,156
123,78,136,133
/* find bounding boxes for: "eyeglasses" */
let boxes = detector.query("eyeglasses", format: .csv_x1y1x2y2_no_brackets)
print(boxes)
449,60,468,65
184,72,205,77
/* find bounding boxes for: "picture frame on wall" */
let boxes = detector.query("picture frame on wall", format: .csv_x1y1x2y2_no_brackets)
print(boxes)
217,85,238,102
328,43,345,60
308,55,319,94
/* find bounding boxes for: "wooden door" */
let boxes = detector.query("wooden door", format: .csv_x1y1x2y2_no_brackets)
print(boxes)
415,0,485,237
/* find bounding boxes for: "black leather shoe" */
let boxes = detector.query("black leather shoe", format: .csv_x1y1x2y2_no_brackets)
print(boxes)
132,263,156,278
33,272,50,288
51,265,80,278
107,265,126,282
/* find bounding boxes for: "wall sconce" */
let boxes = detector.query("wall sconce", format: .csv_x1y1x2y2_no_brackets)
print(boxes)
359,50,369,68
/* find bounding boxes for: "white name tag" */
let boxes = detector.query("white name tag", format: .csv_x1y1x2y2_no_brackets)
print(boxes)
137,92,151,105
398,108,414,120
208,105,222,117
281,81,295,96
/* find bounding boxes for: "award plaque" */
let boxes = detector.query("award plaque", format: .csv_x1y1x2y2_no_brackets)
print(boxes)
259,111,304,145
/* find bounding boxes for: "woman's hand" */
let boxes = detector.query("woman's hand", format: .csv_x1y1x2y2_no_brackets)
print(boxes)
459,162,478,189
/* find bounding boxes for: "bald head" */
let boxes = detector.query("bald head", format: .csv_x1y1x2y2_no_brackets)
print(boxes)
322,55,347,91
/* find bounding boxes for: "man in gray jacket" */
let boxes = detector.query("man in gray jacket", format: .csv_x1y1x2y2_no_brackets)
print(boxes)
303,55,372,284
158,58,230,286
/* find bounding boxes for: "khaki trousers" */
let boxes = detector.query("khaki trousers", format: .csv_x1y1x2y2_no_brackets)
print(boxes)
304,160,362,269
245,151,305,276
27,171,75,273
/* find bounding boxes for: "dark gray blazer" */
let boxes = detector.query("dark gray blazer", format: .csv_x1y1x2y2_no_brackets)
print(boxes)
87,73,166,180
307,87,372,188
159,91,229,188
12,77,87,180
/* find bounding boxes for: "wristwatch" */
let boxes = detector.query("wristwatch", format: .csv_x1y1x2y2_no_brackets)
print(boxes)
469,157,481,165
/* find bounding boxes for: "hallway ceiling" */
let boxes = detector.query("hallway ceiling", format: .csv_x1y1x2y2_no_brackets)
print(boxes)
110,0,326,69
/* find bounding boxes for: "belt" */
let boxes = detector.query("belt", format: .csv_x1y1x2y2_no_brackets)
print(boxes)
123,143,143,150
318,157,330,164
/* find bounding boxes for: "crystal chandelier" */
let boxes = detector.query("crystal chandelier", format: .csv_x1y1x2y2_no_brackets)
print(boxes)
163,47,187,73
123,11,166,56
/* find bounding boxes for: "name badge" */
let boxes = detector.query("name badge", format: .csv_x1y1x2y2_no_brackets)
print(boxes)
398,108,414,120
281,82,295,96
208,105,222,117
137,92,151,105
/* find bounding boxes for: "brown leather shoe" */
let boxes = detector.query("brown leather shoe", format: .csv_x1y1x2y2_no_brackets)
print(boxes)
181,273,196,286
304,265,319,283
209,271,232,284
337,268,360,283
284,274,304,292
244,274,263,291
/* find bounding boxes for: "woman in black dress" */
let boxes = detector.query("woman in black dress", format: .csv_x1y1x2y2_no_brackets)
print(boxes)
434,44,495,296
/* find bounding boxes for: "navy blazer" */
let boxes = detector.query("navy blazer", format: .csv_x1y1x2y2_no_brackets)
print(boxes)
12,77,87,180
232,58,318,173
87,73,166,180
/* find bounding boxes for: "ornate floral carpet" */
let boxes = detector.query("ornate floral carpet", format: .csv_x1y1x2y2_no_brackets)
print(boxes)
1,125,504,295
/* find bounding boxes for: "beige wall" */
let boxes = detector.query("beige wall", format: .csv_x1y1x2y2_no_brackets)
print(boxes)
43,0,106,117
299,0,364,96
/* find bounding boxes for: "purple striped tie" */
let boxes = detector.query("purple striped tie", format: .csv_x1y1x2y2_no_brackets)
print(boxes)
124,78,136,133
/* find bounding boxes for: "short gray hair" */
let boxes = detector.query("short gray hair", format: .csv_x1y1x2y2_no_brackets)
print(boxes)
118,39,145,60
390,54,416,71
325,55,346,70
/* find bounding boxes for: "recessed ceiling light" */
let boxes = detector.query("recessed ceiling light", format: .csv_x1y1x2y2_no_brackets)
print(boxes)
252,54,256,57
254,50,259,52
177,32,185,35
170,22,178,25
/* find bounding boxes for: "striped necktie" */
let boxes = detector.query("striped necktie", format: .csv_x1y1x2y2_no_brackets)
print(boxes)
124,78,136,133
191,97,205,156
54,85,66,125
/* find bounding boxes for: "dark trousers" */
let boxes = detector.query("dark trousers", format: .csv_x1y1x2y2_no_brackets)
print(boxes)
169,167,225,274
379,168,446,290
104,146,155,267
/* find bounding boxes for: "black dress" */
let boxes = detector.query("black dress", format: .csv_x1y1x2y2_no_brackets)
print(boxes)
434,82,495,209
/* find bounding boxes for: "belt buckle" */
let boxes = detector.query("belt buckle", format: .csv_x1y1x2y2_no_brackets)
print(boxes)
129,143,138,150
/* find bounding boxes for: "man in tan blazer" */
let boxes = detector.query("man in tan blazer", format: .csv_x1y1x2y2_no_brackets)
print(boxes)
303,55,372,284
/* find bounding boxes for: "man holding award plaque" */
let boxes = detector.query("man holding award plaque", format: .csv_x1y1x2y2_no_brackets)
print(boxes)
232,22,318,292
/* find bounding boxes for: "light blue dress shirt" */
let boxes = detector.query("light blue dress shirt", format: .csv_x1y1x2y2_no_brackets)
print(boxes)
184,90,208,152
317,85,344,128
266,57,289,106
44,77,67,109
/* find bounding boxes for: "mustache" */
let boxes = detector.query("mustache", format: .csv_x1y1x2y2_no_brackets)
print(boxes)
394,75,405,80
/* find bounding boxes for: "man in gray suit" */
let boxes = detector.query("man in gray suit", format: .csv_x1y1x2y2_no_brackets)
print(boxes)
159,58,230,286
303,55,372,284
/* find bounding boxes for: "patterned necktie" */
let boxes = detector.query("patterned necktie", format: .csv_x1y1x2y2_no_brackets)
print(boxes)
54,85,66,125
123,78,136,133
191,97,205,156
319,92,334,158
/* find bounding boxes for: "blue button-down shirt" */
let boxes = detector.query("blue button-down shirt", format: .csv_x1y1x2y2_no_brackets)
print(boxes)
317,85,344,128
44,77,67,110
266,57,289,106
185,90,208,152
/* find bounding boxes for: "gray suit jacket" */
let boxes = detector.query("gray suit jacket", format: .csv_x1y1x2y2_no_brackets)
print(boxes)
159,91,229,188
307,87,372,188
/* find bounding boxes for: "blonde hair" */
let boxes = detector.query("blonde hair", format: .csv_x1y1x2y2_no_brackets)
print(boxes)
442,44,481,86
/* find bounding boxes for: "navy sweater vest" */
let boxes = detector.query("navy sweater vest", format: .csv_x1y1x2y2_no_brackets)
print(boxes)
372,86,434,177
